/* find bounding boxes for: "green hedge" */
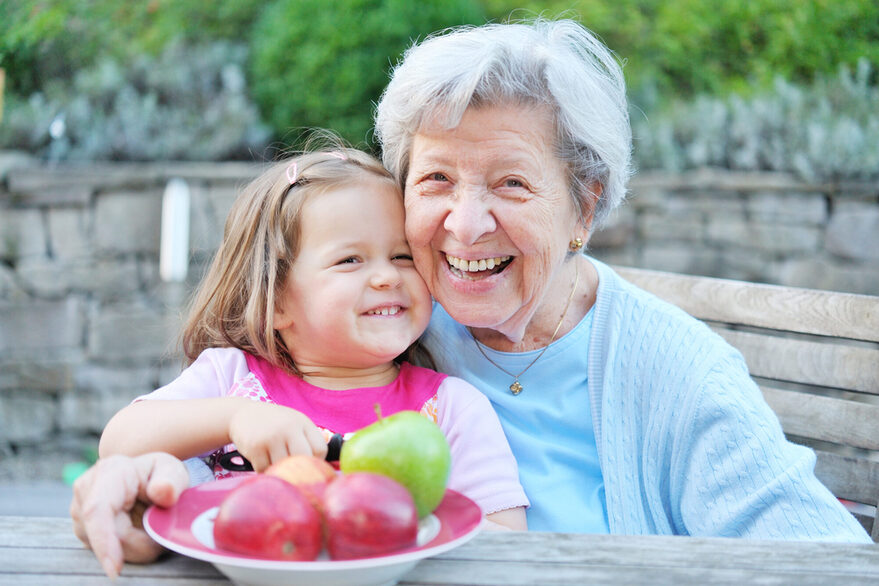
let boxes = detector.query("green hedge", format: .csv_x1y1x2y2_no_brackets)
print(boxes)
249,0,484,148
485,0,879,102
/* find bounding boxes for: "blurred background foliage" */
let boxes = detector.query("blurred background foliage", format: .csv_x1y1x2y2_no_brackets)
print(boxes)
0,0,877,180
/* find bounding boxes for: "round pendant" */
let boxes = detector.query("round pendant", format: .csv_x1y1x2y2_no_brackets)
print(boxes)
509,381,523,395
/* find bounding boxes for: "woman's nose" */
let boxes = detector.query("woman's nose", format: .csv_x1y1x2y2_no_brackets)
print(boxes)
443,188,497,245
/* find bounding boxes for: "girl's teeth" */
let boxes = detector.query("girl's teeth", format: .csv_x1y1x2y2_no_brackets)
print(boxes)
368,306,401,316
446,254,510,273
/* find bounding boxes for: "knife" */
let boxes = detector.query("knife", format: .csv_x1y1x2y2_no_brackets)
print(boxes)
217,433,344,472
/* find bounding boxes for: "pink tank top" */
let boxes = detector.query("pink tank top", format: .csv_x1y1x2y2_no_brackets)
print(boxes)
210,355,446,478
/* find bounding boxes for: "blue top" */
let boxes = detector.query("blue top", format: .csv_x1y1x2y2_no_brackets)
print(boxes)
422,257,871,542
425,304,607,532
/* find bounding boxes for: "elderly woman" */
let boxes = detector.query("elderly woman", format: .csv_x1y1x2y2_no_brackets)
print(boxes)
71,19,870,576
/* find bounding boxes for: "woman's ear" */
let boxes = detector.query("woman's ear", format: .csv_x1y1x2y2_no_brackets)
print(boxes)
580,181,603,237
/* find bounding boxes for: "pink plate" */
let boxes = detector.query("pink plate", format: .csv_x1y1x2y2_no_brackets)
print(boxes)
144,476,483,586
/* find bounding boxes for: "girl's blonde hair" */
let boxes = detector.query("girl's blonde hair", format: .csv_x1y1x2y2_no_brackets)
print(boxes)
181,146,399,373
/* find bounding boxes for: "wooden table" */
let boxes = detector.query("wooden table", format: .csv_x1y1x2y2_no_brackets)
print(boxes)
2,516,878,584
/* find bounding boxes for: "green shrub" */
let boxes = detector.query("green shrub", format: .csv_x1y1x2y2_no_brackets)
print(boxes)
249,0,485,148
633,60,879,181
484,0,879,102
0,1,262,95
0,41,270,161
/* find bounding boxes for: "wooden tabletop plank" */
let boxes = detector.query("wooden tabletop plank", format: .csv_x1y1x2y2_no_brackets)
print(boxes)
4,517,879,585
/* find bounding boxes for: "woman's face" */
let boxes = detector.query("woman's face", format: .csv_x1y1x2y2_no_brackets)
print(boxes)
404,104,586,343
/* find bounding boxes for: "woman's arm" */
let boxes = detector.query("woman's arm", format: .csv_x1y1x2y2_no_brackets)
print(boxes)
70,453,189,579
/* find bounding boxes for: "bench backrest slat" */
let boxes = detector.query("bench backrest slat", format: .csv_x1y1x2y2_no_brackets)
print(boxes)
615,266,879,540
712,327,879,395
762,386,879,451
615,267,879,341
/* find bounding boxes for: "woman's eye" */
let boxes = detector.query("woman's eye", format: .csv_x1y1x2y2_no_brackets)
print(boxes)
428,172,448,182
503,178,524,188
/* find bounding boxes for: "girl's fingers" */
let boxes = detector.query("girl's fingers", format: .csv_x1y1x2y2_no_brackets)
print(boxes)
306,427,329,459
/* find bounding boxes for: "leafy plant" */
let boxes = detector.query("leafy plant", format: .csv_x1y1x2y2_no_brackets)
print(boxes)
249,0,485,148
633,60,879,181
0,41,271,161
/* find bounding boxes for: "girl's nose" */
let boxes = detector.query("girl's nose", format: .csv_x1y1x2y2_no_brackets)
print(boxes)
370,261,402,289
442,187,497,245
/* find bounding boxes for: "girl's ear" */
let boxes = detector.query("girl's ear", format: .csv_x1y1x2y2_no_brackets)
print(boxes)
273,299,295,331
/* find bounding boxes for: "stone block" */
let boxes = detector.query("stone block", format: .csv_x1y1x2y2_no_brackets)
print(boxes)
0,297,85,359
94,190,162,254
773,256,879,295
0,208,46,260
59,364,157,433
590,248,638,268
0,360,76,393
15,257,141,298
0,263,27,301
48,208,92,261
665,192,747,215
210,185,239,223
188,181,220,255
715,248,775,283
0,150,38,180
87,301,179,362
825,204,879,261
590,206,635,249
0,390,58,444
641,243,722,277
707,219,821,254
638,211,705,242
747,191,827,225
626,185,673,210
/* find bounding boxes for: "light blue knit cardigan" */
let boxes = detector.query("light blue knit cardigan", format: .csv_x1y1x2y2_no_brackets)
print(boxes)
587,259,869,541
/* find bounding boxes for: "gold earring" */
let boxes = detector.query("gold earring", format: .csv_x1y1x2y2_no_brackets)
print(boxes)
569,237,584,252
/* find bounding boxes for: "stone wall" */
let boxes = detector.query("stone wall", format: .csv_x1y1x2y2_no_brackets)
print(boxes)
1,153,877,480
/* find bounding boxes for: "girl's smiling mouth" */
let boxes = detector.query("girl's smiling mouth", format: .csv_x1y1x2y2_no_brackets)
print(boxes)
365,305,404,316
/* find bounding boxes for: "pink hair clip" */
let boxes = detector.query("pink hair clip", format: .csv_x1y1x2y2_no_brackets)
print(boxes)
327,151,347,160
286,161,299,184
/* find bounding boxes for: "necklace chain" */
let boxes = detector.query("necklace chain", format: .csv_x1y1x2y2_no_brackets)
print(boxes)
471,263,580,395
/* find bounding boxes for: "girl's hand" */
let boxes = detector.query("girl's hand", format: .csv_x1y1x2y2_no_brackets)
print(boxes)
228,402,328,471
70,453,189,579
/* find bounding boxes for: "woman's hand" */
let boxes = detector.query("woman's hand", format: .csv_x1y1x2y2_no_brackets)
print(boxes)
70,453,189,579
228,402,328,471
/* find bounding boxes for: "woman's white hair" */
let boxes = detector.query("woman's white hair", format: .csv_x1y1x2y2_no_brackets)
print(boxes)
375,19,632,228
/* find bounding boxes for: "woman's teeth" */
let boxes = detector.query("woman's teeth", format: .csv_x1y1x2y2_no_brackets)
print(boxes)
367,306,401,316
446,254,511,273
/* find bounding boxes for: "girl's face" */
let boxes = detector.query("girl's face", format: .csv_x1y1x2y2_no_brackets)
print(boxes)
274,176,432,372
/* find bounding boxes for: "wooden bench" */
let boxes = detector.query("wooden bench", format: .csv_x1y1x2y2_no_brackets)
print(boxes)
615,266,879,541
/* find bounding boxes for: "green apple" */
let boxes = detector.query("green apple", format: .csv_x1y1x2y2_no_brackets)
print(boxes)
340,406,451,518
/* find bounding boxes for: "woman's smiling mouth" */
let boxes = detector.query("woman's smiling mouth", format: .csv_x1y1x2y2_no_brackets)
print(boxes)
445,254,512,280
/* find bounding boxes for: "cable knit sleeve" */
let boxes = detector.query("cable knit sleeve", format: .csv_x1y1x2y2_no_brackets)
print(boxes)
675,351,871,542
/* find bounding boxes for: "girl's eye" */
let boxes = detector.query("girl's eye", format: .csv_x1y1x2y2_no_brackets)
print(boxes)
337,256,360,265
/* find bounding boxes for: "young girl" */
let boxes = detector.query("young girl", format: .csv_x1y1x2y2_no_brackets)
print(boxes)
99,148,528,530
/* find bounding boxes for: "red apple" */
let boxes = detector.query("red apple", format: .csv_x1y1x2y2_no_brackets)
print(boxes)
323,472,418,560
213,475,322,560
265,454,336,509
